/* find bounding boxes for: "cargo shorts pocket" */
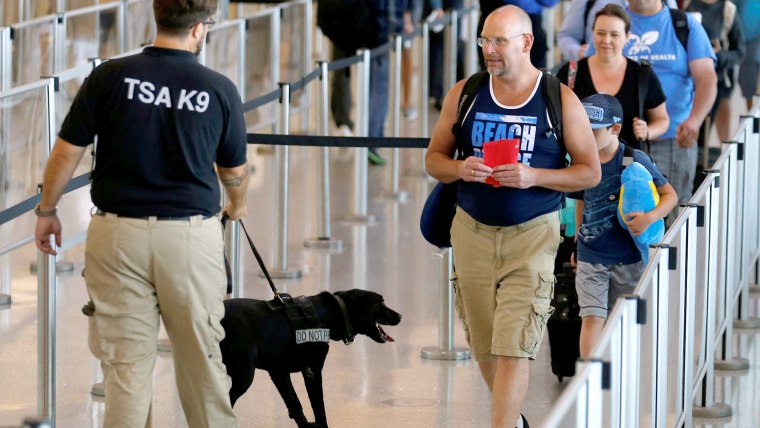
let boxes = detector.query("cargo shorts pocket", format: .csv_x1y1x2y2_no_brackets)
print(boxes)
450,273,471,344
519,273,556,355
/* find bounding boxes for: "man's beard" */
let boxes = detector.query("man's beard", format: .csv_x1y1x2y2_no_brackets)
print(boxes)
486,63,506,77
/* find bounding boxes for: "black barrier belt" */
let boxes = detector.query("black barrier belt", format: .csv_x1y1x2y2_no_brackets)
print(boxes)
405,27,422,40
289,68,321,94
247,133,429,149
370,41,392,59
0,173,91,227
327,53,363,72
432,13,452,27
243,87,282,112
241,5,478,113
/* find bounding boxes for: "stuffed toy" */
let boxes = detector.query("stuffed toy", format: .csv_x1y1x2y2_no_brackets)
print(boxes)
617,162,664,264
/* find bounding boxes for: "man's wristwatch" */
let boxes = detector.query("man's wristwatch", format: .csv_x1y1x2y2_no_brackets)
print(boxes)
34,203,58,217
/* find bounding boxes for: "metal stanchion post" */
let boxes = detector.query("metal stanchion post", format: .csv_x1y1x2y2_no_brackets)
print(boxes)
443,10,457,93
734,116,760,329
420,22,430,139
219,0,229,20
0,255,10,305
544,7,554,70
30,82,73,275
382,34,410,202
225,216,242,298
0,28,10,306
37,236,56,425
620,296,642,427
343,49,377,224
266,83,302,279
413,21,432,178
464,5,478,77
713,143,750,371
421,247,470,360
693,170,732,419
305,61,344,250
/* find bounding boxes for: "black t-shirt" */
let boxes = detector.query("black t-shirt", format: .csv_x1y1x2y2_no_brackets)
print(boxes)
556,57,666,150
59,47,247,217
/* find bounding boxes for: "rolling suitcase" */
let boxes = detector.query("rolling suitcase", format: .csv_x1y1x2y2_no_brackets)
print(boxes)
547,259,582,382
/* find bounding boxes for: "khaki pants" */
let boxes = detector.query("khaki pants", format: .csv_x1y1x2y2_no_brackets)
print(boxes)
84,213,237,428
450,208,560,361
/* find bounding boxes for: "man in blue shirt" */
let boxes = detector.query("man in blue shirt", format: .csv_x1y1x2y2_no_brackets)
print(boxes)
590,0,717,206
556,0,677,62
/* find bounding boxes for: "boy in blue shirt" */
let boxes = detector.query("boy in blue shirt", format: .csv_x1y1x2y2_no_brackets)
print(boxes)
569,94,678,357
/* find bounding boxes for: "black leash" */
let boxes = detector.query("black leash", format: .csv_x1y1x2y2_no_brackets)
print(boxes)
222,215,290,304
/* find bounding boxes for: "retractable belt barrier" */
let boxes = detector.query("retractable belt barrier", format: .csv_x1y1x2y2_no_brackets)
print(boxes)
246,134,429,149
0,173,91,228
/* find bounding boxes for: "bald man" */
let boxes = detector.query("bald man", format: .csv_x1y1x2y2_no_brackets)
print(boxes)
425,6,600,427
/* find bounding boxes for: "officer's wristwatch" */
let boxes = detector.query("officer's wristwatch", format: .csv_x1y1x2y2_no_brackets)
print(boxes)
34,203,58,217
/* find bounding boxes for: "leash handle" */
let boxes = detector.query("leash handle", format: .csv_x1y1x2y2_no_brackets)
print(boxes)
222,215,284,301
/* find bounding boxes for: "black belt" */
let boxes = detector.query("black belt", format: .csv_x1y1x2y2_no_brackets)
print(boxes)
94,209,214,221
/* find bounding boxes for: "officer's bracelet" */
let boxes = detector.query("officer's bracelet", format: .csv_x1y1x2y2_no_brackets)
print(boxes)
34,203,58,217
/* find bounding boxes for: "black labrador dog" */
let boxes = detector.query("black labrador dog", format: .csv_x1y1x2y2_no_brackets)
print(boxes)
220,289,402,427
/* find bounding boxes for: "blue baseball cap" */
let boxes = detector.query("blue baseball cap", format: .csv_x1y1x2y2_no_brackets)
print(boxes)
581,94,624,129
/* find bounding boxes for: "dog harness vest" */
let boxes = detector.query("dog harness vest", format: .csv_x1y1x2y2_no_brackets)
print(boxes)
267,296,329,345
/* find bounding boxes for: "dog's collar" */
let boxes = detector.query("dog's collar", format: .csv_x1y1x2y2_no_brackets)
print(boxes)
331,293,355,345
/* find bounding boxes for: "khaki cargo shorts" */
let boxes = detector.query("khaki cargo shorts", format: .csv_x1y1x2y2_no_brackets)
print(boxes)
450,207,560,361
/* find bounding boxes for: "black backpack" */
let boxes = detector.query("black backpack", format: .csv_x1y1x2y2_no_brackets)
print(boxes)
669,8,690,52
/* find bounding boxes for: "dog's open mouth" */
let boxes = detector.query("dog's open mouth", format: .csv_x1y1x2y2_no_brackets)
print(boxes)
376,323,394,342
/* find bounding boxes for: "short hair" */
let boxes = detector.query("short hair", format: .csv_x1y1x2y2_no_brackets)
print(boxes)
153,0,218,36
593,4,631,34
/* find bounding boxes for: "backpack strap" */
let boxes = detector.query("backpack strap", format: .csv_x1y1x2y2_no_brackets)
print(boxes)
669,8,690,53
622,142,655,168
541,72,564,151
451,70,489,158
636,59,651,120
567,60,578,90
581,0,598,44
542,71,567,209
721,0,736,48
637,59,652,152
622,143,635,168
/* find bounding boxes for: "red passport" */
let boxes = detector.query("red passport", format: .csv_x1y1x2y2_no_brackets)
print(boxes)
483,138,520,187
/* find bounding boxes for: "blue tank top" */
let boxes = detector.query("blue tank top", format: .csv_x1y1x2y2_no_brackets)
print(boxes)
457,73,566,227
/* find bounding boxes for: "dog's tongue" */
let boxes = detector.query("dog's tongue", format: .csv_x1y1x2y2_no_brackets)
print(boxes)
377,324,395,342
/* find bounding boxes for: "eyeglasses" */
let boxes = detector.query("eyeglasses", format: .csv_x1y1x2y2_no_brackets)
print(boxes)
476,34,525,48
200,18,215,30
